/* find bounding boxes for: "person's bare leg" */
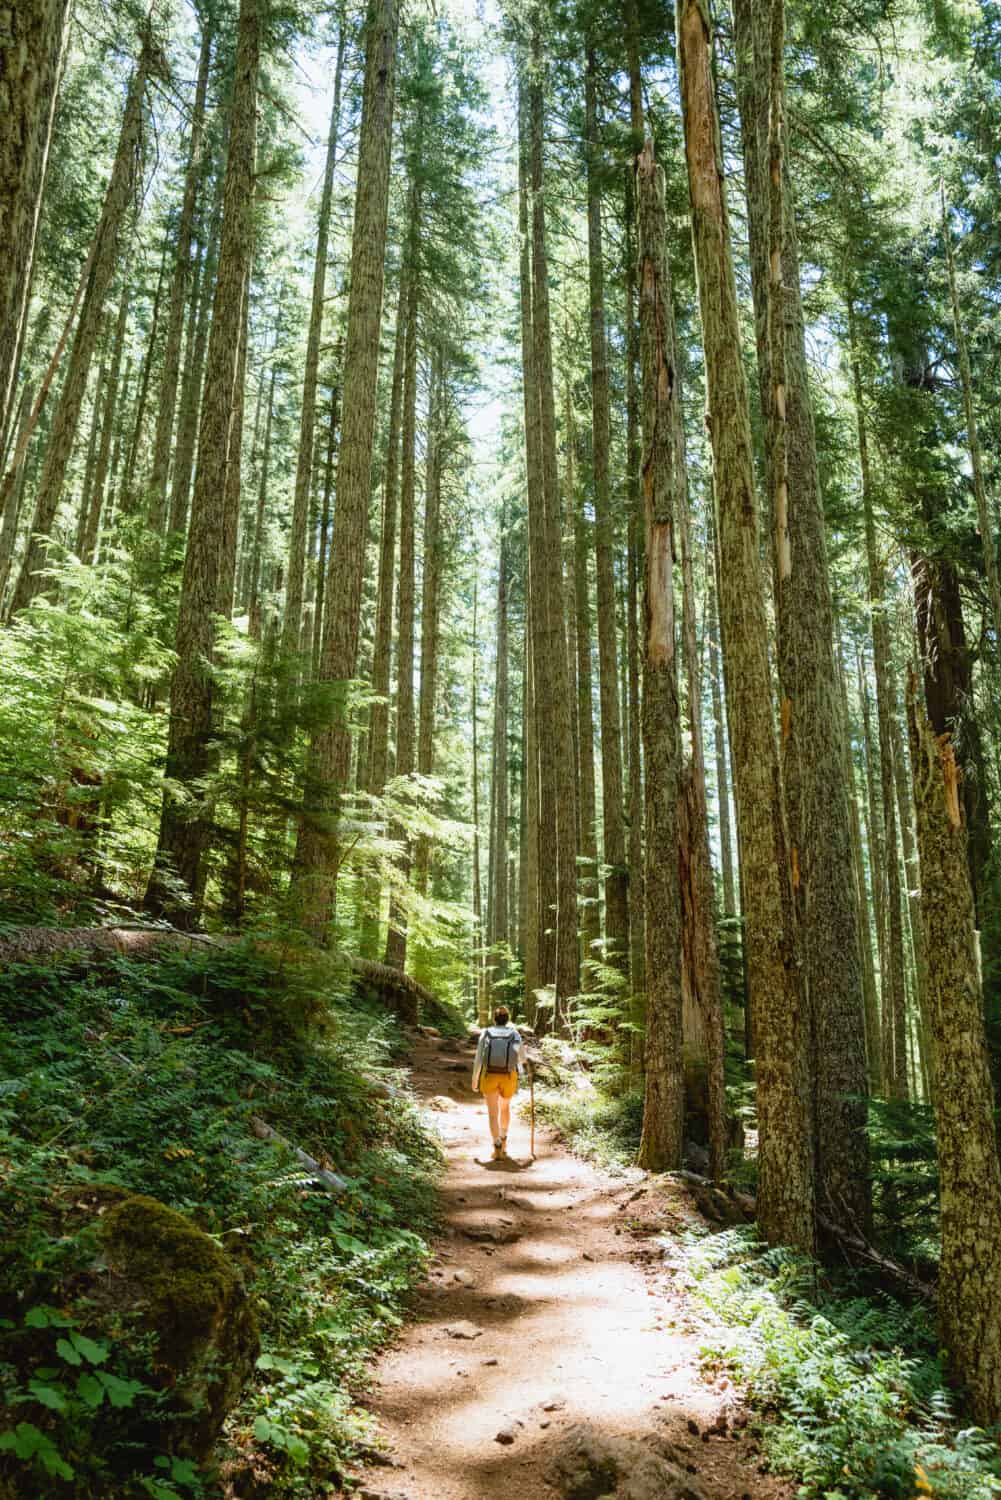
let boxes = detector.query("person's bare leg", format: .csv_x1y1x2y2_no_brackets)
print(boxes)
498,1094,512,1152
486,1091,502,1152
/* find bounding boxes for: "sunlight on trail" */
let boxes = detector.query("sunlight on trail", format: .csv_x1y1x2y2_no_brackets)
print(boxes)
361,1036,793,1500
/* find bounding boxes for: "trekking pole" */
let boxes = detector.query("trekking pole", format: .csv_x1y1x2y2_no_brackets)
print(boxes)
530,1063,536,1159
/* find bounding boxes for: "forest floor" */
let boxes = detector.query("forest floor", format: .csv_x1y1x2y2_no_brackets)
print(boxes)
355,1032,795,1500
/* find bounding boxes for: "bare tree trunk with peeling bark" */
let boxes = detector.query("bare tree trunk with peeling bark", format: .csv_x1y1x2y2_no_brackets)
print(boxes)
676,0,813,1251
735,0,868,1230
907,670,1001,1426
635,140,684,1173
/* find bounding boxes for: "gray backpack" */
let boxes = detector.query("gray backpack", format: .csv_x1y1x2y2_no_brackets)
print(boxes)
483,1026,519,1075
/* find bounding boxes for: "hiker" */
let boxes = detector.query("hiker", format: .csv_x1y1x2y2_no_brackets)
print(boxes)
472,1007,527,1159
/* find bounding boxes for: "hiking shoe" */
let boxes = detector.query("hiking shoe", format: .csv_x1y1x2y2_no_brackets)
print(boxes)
492,1140,504,1160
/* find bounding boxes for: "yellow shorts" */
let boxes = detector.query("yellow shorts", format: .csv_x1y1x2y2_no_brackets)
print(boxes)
479,1070,518,1099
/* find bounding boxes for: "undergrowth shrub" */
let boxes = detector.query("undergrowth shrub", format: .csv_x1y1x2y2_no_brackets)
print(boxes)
0,944,443,1496
684,1227,1001,1499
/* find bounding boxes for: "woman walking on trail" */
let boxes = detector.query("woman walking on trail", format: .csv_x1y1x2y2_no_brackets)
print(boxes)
471,1006,525,1159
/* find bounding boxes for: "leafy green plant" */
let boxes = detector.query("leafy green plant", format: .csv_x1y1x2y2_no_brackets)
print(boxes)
0,946,443,1494
684,1228,1001,1499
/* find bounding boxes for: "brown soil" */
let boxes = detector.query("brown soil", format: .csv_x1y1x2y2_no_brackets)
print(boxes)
358,1033,795,1500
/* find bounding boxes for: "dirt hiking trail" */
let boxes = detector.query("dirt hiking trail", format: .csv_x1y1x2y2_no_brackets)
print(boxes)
359,1032,795,1500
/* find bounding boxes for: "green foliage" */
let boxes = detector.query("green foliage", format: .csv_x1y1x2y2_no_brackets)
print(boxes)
531,1040,645,1169
0,946,442,1495
686,1229,1001,1500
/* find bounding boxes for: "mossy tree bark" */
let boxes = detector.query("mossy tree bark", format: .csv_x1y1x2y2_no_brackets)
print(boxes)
635,140,684,1173
907,671,1001,1426
0,0,71,447
734,0,869,1229
676,0,813,1250
10,40,152,614
292,0,397,940
145,0,259,921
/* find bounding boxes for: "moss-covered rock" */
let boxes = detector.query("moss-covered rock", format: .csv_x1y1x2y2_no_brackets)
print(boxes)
99,1194,259,1458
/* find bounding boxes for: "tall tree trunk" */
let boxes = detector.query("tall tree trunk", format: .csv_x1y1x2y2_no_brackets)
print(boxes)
10,43,151,613
568,379,600,984
706,556,737,918
0,0,71,444
835,625,883,1093
366,281,405,801
472,576,487,1025
74,326,109,560
119,234,167,516
146,0,259,920
384,220,420,971
907,671,1001,1427
676,0,813,1250
217,258,251,617
281,28,346,666
147,20,214,534
530,23,578,1016
311,383,339,677
415,350,444,897
80,286,129,563
168,182,221,537
585,47,628,979
292,0,397,939
735,0,868,1230
942,189,1001,656
517,80,556,997
522,561,541,1018
677,416,726,1186
491,496,510,974
848,312,909,1099
248,363,276,641
624,0,647,1021
625,176,646,1013
635,140,684,1172
0,383,33,600
361,289,404,962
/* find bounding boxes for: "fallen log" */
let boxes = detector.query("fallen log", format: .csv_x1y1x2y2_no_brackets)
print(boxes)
673,1170,936,1304
0,924,226,967
250,1116,347,1195
349,956,435,1026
